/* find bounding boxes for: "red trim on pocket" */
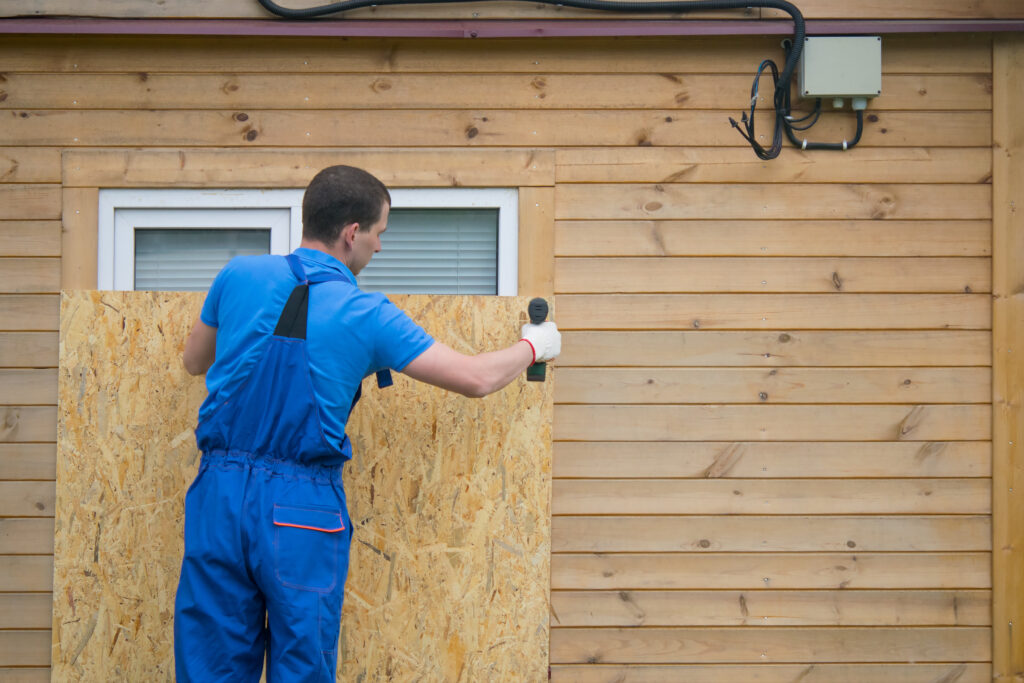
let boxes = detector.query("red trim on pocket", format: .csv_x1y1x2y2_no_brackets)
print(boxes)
274,521,345,533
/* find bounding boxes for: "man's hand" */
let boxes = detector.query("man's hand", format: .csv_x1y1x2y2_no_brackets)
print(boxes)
520,321,561,364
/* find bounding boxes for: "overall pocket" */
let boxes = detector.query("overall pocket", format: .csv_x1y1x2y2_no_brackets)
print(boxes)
273,504,345,593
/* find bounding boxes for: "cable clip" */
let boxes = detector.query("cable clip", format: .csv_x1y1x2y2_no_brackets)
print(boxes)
801,139,808,150
842,140,848,150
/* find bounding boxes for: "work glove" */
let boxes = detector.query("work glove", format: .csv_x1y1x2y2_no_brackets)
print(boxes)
520,321,561,364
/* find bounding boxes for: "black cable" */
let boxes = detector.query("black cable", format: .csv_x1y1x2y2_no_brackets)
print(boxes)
257,0,806,160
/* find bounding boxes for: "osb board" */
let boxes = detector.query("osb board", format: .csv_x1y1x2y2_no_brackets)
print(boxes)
54,290,552,682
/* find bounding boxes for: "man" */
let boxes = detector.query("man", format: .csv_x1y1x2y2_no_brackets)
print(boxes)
173,165,560,682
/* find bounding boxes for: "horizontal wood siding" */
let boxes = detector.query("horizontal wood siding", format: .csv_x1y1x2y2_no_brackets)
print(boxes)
0,29,1002,680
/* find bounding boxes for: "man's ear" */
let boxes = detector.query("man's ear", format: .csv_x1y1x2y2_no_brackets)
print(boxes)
341,222,360,247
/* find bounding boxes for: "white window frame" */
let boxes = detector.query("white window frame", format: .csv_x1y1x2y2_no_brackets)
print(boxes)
97,188,518,294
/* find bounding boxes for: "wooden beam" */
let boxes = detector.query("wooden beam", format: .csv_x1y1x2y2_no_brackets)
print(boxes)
992,33,1024,683
517,186,555,297
60,188,97,290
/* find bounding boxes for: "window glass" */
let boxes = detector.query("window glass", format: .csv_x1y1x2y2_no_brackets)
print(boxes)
134,228,270,291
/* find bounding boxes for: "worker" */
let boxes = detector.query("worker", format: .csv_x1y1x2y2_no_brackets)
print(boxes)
172,165,560,682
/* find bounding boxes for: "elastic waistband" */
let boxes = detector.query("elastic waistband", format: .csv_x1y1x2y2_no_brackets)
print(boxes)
201,448,343,484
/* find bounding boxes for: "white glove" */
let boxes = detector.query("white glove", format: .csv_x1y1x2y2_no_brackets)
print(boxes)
520,321,561,363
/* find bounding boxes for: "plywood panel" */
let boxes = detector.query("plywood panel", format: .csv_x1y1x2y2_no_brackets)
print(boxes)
62,148,555,188
559,330,991,367
0,35,992,75
0,221,62,257
556,147,993,184
555,257,991,293
550,589,990,626
554,405,991,441
553,553,992,590
552,479,989,515
552,515,989,552
550,627,990,664
555,220,991,256
0,110,991,148
553,441,991,479
0,444,56,481
0,73,992,111
556,184,992,221
550,663,991,683
555,367,991,404
54,291,552,682
555,294,991,330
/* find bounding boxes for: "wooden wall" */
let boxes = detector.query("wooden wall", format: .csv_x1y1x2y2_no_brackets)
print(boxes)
0,27,1018,682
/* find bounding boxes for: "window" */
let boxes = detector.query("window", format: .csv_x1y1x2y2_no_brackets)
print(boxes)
97,188,518,294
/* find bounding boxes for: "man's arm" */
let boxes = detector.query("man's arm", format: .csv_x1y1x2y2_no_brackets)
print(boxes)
402,320,561,398
401,340,534,398
183,318,217,376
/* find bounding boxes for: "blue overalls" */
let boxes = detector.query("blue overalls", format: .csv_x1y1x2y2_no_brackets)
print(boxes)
174,254,386,682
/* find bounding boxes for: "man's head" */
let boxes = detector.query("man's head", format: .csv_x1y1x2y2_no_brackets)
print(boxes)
302,165,391,246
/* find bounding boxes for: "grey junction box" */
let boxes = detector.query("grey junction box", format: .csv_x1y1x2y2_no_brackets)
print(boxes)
799,36,882,99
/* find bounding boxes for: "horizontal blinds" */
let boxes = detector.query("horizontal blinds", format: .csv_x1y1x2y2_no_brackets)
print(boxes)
134,229,270,291
358,208,499,295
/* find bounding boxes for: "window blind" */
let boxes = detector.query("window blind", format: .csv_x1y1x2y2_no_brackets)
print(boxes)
357,208,499,294
134,229,271,291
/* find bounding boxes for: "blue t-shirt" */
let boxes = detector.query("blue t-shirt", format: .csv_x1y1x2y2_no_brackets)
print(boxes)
198,247,434,453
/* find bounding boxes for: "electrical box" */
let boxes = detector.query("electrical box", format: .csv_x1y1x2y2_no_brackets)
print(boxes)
799,36,882,99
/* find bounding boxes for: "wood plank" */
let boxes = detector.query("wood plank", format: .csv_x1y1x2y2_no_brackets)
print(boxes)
992,33,1024,683
555,220,992,257
0,407,57,443
550,663,991,683
550,589,990,626
771,0,1024,19
0,148,61,184
0,594,52,629
0,518,55,554
62,148,555,188
554,405,991,441
0,670,50,683
552,515,990,552
61,188,97,290
558,330,991,367
555,147,993,184
0,186,60,220
0,632,51,668
552,479,990,515
0,482,55,517
0,296,58,330
555,294,991,331
518,186,555,297
0,370,58,405
0,73,992,111
553,441,991,479
0,110,991,148
0,221,62,257
0,556,53,592
551,552,991,590
0,444,56,480
555,257,991,294
549,627,990,664
0,258,60,294
0,333,58,368
555,184,992,221
0,35,991,74
554,367,991,404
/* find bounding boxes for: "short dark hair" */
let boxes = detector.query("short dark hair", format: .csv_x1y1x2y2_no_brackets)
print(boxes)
302,165,391,245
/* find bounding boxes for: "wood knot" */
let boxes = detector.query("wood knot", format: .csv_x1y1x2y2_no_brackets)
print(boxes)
530,76,547,90
234,112,249,122
466,126,479,139
698,539,711,548
644,201,663,212
244,129,258,141
831,272,843,291
847,540,856,548
778,333,791,343
371,78,392,92
867,114,879,123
